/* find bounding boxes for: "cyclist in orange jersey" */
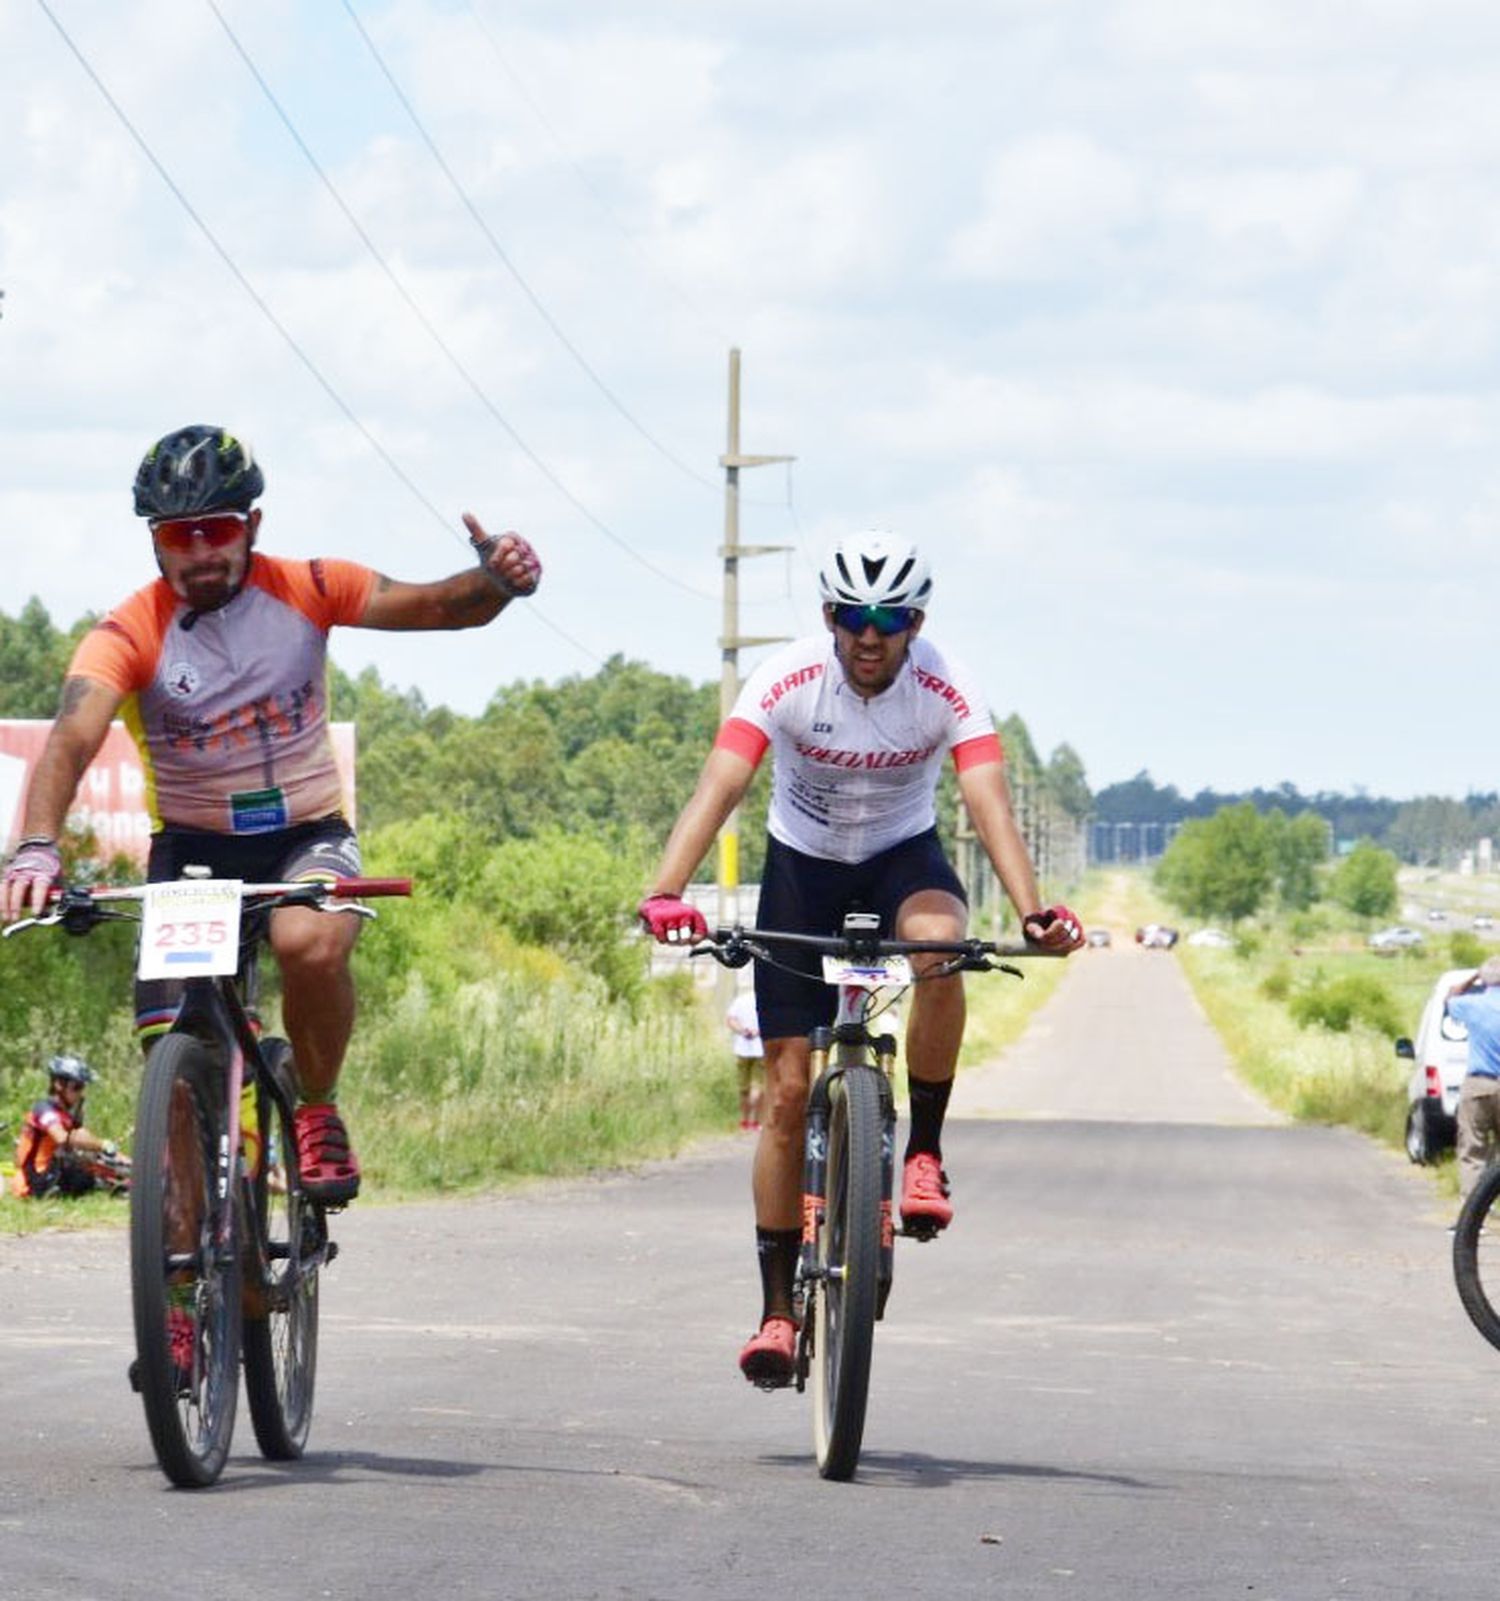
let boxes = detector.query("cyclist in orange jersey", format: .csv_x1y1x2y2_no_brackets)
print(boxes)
1,425,542,1205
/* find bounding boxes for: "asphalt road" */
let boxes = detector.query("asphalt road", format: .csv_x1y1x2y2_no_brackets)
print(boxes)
4,943,1497,1601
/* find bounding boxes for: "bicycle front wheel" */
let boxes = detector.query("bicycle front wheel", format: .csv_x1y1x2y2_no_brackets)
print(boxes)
1454,1162,1500,1350
243,1039,320,1459
810,1066,882,1481
130,1034,241,1488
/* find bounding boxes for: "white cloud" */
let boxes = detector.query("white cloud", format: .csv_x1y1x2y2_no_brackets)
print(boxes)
6,0,1500,796
945,133,1143,281
1161,166,1363,268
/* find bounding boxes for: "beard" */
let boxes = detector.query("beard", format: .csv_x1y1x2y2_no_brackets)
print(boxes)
163,549,249,611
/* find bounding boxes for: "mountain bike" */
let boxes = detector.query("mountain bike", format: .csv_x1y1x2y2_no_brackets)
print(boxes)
695,913,1062,1480
1453,1161,1500,1351
3,869,410,1487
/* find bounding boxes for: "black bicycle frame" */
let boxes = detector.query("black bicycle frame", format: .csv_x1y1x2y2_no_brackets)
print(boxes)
166,958,316,1300
799,1017,901,1322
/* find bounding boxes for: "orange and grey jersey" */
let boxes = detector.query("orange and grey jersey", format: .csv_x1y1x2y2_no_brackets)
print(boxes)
69,554,377,834
715,634,1003,865
10,1098,77,1198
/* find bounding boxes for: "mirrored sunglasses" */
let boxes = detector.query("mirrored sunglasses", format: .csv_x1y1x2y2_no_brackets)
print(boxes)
149,513,248,554
831,602,918,636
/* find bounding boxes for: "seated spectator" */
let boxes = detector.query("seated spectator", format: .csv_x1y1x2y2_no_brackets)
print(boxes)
10,1055,128,1198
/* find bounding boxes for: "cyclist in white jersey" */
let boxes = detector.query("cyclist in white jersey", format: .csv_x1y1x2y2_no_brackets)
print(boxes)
639,530,1082,1388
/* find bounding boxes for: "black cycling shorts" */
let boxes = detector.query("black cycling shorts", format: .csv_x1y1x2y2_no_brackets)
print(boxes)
753,827,966,1042
134,817,362,1039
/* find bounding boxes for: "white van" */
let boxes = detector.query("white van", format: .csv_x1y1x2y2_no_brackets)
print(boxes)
1398,967,1475,1163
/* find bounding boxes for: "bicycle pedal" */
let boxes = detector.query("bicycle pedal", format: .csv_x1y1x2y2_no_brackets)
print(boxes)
899,1220,942,1243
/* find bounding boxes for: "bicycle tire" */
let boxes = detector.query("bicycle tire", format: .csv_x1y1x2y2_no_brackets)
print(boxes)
1454,1161,1500,1351
810,1066,882,1480
130,1034,241,1488
243,1039,320,1459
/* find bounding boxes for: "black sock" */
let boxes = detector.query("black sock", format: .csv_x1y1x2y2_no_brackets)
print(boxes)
755,1227,801,1322
905,1076,953,1161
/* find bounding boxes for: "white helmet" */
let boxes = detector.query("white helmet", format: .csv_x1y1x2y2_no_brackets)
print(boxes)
818,530,933,611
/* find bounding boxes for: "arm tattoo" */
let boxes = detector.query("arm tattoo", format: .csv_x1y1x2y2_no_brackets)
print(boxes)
57,677,91,720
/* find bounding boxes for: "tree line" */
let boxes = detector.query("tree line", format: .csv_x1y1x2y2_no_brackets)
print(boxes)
1153,801,1398,926
0,599,1091,888
1095,768,1499,869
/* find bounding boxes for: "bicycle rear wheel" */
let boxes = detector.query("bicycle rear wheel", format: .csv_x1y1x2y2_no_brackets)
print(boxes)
810,1066,882,1480
1453,1161,1500,1350
243,1039,320,1459
130,1034,241,1488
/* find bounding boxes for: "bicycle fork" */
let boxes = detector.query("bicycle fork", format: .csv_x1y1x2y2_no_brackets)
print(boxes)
795,1025,899,1390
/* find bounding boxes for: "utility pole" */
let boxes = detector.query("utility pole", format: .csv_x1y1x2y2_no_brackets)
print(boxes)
717,348,792,988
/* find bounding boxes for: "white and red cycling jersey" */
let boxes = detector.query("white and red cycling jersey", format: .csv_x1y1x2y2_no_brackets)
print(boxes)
714,634,1003,864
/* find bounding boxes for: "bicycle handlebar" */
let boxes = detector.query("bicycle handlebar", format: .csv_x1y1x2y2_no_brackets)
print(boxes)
691,924,1069,973
69,877,414,904
1,876,413,939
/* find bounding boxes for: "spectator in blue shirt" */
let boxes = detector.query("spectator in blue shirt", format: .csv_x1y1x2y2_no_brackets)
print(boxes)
1446,955,1500,1198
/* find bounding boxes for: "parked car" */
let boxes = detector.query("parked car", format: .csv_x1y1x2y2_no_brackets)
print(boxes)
1474,915,1495,932
1398,967,1475,1164
1369,925,1424,953
1186,927,1233,949
1136,923,1178,949
1086,928,1112,948
1427,908,1449,923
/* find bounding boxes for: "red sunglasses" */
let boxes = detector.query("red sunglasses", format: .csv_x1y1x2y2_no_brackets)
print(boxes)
149,512,249,554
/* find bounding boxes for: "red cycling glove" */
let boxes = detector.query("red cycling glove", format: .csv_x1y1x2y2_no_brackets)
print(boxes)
1022,904,1084,951
638,893,708,945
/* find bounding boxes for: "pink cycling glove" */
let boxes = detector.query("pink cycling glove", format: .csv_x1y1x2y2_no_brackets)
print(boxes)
467,519,542,599
1022,904,1085,951
3,839,62,921
638,893,708,945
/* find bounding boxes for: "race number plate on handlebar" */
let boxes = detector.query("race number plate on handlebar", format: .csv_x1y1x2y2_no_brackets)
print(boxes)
137,879,244,980
821,955,913,990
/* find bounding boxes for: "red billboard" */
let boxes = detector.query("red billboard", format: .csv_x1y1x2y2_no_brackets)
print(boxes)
0,720,357,866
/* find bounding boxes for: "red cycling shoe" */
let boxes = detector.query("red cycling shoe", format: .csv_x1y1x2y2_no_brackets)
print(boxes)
168,1306,197,1392
900,1152,953,1232
294,1102,361,1205
738,1316,797,1389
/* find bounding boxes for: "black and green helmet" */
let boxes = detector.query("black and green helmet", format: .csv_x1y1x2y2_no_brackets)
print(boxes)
133,425,264,518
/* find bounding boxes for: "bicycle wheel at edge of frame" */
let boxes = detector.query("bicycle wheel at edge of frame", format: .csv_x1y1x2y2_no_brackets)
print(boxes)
1453,1160,1500,1352
810,1066,882,1481
130,1032,242,1488
242,1037,320,1460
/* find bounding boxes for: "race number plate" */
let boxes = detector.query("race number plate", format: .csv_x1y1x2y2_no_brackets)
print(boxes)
821,954,913,990
138,879,244,980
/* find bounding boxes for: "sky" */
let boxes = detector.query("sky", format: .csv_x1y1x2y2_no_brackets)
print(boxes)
3,0,1499,802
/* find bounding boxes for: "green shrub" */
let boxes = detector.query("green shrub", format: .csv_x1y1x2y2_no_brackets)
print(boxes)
478,828,652,1003
1260,964,1293,1002
1288,973,1402,1036
1233,928,1262,959
1286,909,1327,944
1450,931,1486,969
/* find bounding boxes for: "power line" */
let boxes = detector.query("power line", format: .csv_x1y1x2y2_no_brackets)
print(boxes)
32,0,601,668
341,0,728,498
205,0,714,604
464,0,733,349
459,2,785,516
